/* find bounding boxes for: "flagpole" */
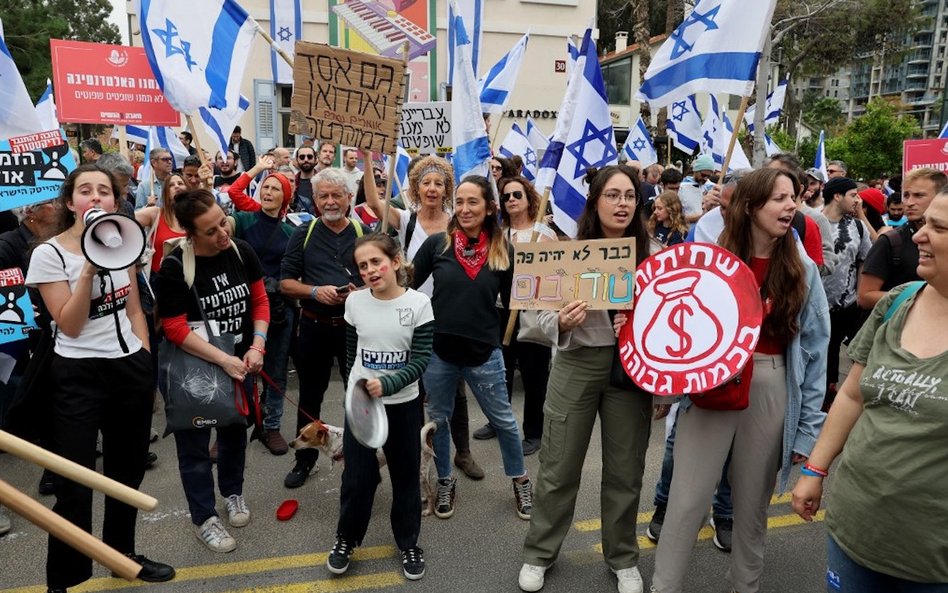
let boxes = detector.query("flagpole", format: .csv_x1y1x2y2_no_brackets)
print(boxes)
719,95,750,180
666,136,672,166
185,114,210,169
490,110,505,150
118,126,129,160
502,187,551,346
381,42,411,234
251,20,294,68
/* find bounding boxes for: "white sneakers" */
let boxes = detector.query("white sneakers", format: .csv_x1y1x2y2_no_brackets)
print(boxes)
225,494,251,527
519,563,548,592
195,516,237,553
614,566,644,593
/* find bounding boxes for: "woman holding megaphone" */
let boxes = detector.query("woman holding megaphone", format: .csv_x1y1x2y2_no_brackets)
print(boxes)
25,164,175,593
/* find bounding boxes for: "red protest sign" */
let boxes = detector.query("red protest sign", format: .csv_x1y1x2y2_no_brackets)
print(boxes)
903,138,948,177
617,243,762,396
49,39,179,126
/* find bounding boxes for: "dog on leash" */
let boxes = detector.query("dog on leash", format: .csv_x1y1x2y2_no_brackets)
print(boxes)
289,419,439,516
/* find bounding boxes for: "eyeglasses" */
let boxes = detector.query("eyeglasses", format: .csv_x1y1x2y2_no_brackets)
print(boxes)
502,190,524,202
298,154,316,161
157,157,173,163
827,168,843,174
602,191,636,204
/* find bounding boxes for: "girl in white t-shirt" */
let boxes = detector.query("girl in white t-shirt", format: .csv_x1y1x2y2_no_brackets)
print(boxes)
327,233,434,581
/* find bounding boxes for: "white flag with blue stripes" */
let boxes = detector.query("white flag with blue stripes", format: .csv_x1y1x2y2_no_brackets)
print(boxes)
764,133,783,156
449,9,491,184
270,0,301,85
385,146,412,198
199,95,251,160
719,111,752,171
566,36,580,79
537,28,616,238
526,117,549,153
111,125,150,147
447,0,483,86
813,130,828,181
667,95,703,153
34,80,59,132
939,121,948,139
744,79,787,131
499,123,538,181
622,116,658,167
637,0,777,108
137,127,189,182
477,33,529,115
141,0,256,114
0,18,43,137
698,96,751,172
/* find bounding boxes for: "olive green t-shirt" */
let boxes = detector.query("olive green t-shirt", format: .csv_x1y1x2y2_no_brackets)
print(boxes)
826,283,948,582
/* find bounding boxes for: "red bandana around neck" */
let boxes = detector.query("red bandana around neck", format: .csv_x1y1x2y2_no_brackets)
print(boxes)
453,230,488,280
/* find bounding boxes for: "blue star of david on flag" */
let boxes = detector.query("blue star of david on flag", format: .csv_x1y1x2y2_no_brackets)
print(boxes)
524,146,537,168
566,120,619,178
669,4,720,59
672,100,689,122
278,26,292,42
632,139,647,151
621,116,658,167
152,19,197,70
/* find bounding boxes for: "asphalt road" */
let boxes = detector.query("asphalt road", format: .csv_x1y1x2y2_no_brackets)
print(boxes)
1,367,832,593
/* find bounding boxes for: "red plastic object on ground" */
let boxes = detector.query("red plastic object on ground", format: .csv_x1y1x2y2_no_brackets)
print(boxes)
277,499,299,521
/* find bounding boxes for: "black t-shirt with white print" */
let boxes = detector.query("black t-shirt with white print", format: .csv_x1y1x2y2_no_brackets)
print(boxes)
156,238,263,354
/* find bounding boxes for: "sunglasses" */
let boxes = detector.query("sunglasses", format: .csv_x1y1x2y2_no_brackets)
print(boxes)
157,157,173,163
502,190,524,202
298,154,316,161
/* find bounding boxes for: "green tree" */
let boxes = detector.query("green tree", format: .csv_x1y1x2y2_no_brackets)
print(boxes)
828,98,921,179
2,0,120,99
801,91,845,133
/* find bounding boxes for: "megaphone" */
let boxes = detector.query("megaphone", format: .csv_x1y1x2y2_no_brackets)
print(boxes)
81,208,146,271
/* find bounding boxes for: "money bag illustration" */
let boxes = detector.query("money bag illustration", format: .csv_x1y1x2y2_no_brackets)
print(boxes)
642,270,723,364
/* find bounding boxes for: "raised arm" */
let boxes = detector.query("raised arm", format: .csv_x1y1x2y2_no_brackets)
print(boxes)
361,151,403,230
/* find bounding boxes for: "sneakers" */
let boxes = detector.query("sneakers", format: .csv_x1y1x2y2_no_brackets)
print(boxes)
263,430,289,455
645,504,666,543
144,451,158,469
435,476,457,519
513,478,533,520
0,505,10,536
225,494,251,527
613,566,644,593
194,516,236,553
38,469,56,496
518,563,548,592
710,515,733,553
522,438,541,456
472,423,496,440
327,536,356,574
284,460,315,489
401,547,425,580
453,451,484,480
114,553,175,582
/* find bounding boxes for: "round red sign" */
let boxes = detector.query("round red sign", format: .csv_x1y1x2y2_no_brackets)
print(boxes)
617,243,763,396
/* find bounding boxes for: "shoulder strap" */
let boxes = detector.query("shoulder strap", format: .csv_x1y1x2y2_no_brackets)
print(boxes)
351,217,364,238
41,241,67,271
791,211,806,243
883,281,925,322
855,218,864,241
405,212,418,247
306,217,363,247
303,219,318,249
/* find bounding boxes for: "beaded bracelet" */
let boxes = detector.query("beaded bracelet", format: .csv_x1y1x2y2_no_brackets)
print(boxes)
253,331,268,342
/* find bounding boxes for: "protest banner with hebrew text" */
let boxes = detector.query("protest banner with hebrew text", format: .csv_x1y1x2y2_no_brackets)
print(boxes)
289,42,405,154
0,267,38,345
510,238,636,311
399,101,451,155
0,130,77,212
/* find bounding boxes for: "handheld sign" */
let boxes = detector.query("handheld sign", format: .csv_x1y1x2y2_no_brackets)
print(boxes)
0,268,38,345
510,238,636,311
399,101,452,155
289,42,406,154
0,129,76,212
617,243,762,396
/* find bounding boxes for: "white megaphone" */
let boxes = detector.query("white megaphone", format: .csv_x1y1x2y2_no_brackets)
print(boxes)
81,208,146,271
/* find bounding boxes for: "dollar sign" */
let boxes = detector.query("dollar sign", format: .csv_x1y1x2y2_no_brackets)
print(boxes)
665,302,693,358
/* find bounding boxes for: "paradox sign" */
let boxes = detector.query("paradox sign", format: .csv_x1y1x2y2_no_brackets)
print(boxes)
289,42,406,154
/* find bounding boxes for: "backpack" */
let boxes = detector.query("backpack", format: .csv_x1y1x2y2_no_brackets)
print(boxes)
163,238,243,288
791,211,807,243
303,217,364,249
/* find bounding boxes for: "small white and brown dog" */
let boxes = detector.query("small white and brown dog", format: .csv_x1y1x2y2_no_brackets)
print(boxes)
289,419,439,516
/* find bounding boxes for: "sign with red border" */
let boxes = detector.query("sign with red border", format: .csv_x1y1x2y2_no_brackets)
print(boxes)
617,243,762,396
49,39,179,126
903,138,948,177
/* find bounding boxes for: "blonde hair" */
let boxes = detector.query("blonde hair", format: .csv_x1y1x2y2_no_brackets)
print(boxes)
648,191,689,239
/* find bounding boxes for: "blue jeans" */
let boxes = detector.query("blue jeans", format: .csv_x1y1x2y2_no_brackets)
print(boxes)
423,349,525,479
262,307,294,430
827,535,948,592
655,405,733,519
173,422,248,526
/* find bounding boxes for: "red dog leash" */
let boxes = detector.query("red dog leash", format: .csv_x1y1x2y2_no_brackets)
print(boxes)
258,370,320,425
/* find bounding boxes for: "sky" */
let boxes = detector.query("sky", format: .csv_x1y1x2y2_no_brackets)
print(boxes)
108,0,130,45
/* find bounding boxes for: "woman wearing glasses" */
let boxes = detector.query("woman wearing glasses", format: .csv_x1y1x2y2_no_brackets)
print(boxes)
519,165,654,593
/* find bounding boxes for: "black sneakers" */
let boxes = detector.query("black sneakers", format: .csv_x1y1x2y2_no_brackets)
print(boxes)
435,476,457,519
112,553,175,582
401,547,426,580
284,461,315,489
646,504,666,543
711,515,733,553
327,536,356,574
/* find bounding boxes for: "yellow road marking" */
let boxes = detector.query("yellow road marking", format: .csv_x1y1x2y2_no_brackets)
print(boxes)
574,492,795,532
223,572,403,593
2,546,397,593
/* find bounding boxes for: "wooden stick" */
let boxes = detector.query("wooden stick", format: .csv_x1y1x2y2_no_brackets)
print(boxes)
381,42,411,234
0,430,158,512
719,95,751,180
666,136,672,167
0,479,142,580
502,187,552,346
118,126,129,160
185,114,209,168
252,20,294,67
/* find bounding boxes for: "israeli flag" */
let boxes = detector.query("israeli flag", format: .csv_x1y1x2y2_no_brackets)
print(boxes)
111,125,150,146
813,130,828,181
622,116,658,167
745,80,787,132
448,0,484,86
0,18,43,137
764,133,783,157
537,28,616,238
137,126,192,184
499,123,538,181
449,9,491,184
667,95,703,153
385,146,412,198
199,95,251,160
34,79,59,132
566,35,580,78
720,111,752,171
140,0,256,114
477,32,529,115
270,0,301,85
526,117,549,154
699,96,751,172
939,121,948,139
637,0,778,108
